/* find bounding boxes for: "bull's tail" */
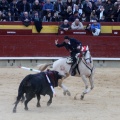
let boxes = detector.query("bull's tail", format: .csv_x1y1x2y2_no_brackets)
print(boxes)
16,75,30,102
16,80,25,102
37,63,53,71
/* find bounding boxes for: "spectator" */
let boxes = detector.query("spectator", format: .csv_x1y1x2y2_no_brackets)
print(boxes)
0,11,6,21
0,0,9,13
96,5,107,21
42,11,52,22
59,19,71,31
32,11,42,32
65,6,73,20
80,12,87,22
51,12,60,22
87,19,101,36
114,4,120,21
83,1,93,21
71,18,84,30
18,0,30,14
6,11,14,21
117,14,120,21
106,6,115,22
90,10,98,22
21,11,31,27
69,10,80,22
32,0,43,15
73,4,82,15
54,0,65,21
10,0,19,21
104,0,114,13
66,0,73,8
94,0,104,10
99,15,106,22
114,0,120,8
42,0,54,17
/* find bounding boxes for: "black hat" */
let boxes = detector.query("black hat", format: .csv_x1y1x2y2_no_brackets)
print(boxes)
64,36,69,39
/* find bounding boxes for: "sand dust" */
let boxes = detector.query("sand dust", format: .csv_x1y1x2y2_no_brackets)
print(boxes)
0,67,120,120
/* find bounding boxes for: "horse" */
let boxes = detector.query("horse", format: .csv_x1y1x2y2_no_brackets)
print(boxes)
38,46,95,100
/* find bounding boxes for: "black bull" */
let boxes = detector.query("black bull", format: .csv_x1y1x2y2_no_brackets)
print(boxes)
13,70,63,113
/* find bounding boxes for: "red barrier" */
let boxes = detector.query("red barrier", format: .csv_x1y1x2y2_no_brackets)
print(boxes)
0,35,120,57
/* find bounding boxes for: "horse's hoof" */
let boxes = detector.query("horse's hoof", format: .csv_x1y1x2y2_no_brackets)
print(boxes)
47,102,51,106
63,91,66,96
13,109,16,113
81,95,84,100
67,91,71,96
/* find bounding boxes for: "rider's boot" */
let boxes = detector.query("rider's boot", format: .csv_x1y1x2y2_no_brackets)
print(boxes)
70,59,77,76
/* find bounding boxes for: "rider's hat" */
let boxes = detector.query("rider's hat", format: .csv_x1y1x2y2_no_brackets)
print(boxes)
64,36,69,39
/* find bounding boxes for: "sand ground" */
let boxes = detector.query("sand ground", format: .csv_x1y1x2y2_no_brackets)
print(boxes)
0,67,120,120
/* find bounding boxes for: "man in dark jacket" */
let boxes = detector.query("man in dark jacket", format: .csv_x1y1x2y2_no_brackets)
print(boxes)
59,19,71,31
55,36,82,76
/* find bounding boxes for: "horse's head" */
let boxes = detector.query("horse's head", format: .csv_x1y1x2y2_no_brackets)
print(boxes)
81,46,92,64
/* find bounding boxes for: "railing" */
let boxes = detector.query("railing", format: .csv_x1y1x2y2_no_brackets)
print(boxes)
0,22,120,35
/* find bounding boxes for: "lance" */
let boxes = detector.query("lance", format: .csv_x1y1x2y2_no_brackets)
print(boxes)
19,66,56,96
19,66,40,72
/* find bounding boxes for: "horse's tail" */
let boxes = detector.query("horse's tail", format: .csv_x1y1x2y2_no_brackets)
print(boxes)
37,63,53,71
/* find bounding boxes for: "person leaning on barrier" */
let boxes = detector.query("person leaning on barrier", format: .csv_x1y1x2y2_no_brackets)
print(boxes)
71,18,84,30
55,36,82,76
59,19,71,31
86,19,101,36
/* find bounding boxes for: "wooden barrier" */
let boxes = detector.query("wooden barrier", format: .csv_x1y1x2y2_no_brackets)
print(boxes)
0,22,120,58
0,35,120,57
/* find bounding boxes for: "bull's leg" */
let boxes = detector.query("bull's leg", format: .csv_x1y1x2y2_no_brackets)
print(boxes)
21,94,25,103
36,94,41,107
24,92,34,110
47,94,53,106
13,94,23,113
13,99,20,113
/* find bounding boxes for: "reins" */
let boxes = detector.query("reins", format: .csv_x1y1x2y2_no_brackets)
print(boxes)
80,50,94,77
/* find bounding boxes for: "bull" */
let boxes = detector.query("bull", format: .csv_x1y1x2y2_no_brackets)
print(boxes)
13,70,63,113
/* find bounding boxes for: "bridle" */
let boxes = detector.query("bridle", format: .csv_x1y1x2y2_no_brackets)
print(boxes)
81,50,94,77
82,50,92,63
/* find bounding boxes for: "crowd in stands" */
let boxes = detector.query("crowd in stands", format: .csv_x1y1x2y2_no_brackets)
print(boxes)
0,0,120,22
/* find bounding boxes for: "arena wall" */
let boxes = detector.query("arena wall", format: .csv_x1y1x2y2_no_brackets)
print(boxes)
0,22,120,67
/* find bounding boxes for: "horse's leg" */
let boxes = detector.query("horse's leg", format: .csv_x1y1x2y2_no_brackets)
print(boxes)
80,75,91,100
24,92,34,110
61,83,71,96
58,75,71,96
36,94,41,107
89,73,94,90
47,94,53,106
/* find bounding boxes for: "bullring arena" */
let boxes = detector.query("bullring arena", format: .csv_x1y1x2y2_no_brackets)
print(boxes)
0,22,120,120
0,67,120,120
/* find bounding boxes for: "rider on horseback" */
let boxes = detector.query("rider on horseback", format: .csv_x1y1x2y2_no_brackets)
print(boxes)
55,36,82,76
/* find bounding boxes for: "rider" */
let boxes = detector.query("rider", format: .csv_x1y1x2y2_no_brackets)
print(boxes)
55,36,82,76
